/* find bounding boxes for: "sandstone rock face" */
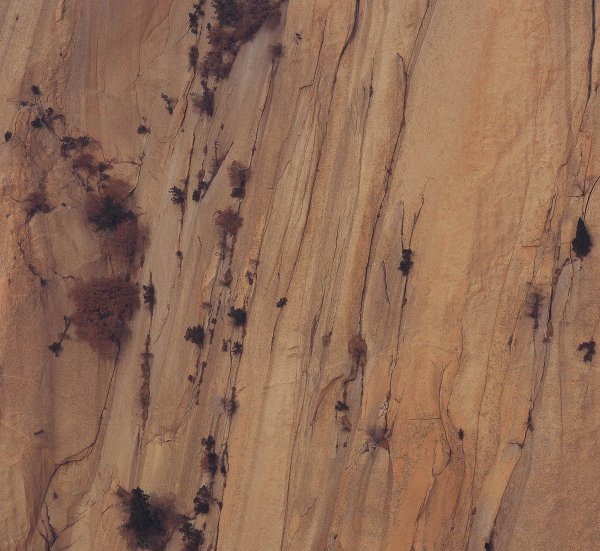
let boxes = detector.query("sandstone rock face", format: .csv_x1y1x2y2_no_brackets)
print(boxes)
1,1,599,550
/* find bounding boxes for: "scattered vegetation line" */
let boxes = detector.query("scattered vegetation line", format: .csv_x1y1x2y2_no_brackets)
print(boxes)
572,217,592,257
526,289,542,329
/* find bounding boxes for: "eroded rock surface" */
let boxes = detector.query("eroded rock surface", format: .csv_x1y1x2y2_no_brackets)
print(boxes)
1,1,599,550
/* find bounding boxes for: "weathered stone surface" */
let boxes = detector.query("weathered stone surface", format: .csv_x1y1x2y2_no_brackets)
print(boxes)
1,1,599,550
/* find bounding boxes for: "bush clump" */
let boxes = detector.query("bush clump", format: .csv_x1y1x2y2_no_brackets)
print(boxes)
228,307,247,326
120,487,181,550
88,195,133,231
180,521,204,551
185,325,205,347
71,277,140,352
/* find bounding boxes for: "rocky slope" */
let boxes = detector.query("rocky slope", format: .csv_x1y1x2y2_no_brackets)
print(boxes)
1,1,599,550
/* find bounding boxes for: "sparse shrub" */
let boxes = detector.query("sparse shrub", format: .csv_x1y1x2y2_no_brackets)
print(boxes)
458,428,464,440
140,335,152,422
192,80,215,115
72,153,100,176
169,186,185,204
188,1,205,34
192,190,201,201
335,400,349,412
215,208,243,238
572,217,592,258
231,341,243,355
31,118,43,129
189,45,200,69
180,521,204,551
578,340,596,362
4,131,12,141
60,135,90,157
23,189,52,218
268,42,283,58
137,124,150,135
49,342,63,356
71,278,140,352
120,487,181,551
210,143,224,177
160,93,176,115
348,335,367,367
525,289,542,329
228,307,247,326
31,85,41,95
87,194,133,232
185,325,205,347
143,282,155,307
228,161,250,198
398,248,413,275
221,387,238,416
276,297,287,308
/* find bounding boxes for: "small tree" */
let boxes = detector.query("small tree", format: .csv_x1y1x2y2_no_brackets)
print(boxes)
572,217,592,258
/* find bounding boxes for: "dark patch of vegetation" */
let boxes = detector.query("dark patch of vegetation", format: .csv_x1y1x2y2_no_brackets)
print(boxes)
185,325,205,347
143,282,155,307
228,161,250,198
484,542,493,551
228,307,247,327
201,436,218,477
31,118,43,129
193,485,211,515
71,278,140,352
189,46,200,69
335,400,349,412
49,341,63,356
458,428,464,440
180,521,204,551
120,487,181,551
192,80,214,116
88,195,133,231
525,289,542,330
398,248,413,275
269,42,283,58
578,339,596,362
276,297,287,308
31,85,41,95
137,124,150,135
200,49,231,80
348,335,367,367
169,186,185,204
4,131,12,142
192,190,201,201
572,217,592,258
160,93,176,115
215,207,243,238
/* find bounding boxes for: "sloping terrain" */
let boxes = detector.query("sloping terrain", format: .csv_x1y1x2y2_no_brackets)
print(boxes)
1,1,599,550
